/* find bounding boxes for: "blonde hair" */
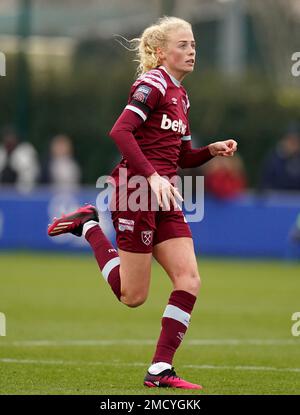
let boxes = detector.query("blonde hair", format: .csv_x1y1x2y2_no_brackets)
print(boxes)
116,16,192,77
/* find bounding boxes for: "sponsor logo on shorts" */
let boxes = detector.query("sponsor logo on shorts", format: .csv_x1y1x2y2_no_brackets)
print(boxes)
119,218,134,225
141,230,153,246
118,218,134,232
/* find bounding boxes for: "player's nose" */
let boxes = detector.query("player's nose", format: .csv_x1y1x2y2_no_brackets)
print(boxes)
188,48,195,56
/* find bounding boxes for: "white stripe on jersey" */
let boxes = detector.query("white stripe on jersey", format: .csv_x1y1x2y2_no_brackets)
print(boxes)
182,135,192,141
145,72,167,89
140,68,167,86
137,76,166,96
160,65,181,87
149,69,167,81
125,105,147,121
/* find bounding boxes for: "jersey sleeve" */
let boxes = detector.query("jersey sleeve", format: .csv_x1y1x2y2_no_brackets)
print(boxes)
125,79,164,121
181,91,191,141
181,120,192,142
109,108,156,178
178,115,213,169
178,139,214,169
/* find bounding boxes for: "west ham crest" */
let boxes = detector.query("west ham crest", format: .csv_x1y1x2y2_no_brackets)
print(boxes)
141,230,153,246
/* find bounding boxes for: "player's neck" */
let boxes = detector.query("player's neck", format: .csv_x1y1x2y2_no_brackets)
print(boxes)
159,65,185,86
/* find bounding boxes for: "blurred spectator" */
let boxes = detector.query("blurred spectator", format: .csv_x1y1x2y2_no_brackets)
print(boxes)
202,153,247,200
286,212,300,260
261,124,300,191
41,134,81,190
0,126,40,192
289,212,300,244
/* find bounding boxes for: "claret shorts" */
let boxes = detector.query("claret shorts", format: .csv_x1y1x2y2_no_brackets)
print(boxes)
109,184,192,253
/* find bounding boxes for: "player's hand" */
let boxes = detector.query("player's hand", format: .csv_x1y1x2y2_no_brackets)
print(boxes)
147,172,183,210
208,139,238,157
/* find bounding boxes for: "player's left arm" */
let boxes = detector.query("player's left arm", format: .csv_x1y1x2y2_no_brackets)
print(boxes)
178,95,237,168
177,112,212,168
178,136,238,169
178,139,213,169
207,139,238,157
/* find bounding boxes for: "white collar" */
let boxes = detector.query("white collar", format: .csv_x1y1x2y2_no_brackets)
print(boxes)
159,66,181,87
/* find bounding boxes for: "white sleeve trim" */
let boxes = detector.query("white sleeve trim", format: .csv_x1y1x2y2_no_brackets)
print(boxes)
125,105,147,122
181,135,192,141
139,77,166,96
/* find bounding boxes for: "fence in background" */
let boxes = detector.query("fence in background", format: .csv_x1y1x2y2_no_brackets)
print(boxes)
0,187,299,259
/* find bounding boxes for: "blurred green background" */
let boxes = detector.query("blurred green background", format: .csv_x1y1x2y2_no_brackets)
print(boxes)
0,0,300,186
0,253,299,394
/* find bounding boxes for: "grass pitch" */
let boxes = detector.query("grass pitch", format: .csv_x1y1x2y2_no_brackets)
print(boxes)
0,252,300,395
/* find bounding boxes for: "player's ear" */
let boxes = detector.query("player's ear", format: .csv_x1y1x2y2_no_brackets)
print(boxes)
156,47,166,63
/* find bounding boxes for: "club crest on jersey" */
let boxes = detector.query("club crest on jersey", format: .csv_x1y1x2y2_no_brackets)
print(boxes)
141,230,153,246
171,97,177,105
181,98,187,114
132,85,152,104
161,114,187,135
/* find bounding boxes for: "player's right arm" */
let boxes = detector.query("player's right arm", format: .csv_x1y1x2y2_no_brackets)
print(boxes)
109,79,182,208
109,108,156,178
109,82,162,178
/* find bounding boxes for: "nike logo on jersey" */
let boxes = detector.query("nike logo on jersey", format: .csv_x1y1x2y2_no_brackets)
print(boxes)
161,114,187,135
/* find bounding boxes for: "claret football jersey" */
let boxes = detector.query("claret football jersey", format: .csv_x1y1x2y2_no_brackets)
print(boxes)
110,65,192,183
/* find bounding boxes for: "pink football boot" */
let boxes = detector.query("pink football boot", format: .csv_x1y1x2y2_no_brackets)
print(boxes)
144,367,203,390
48,204,98,237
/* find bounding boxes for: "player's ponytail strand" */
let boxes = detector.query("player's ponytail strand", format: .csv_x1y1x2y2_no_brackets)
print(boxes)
115,16,192,77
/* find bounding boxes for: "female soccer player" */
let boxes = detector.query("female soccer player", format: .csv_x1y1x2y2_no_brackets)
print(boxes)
48,16,237,389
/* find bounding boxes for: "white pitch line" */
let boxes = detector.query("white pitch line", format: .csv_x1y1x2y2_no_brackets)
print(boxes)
0,339,299,347
0,358,145,367
184,364,300,374
0,358,300,374
187,339,300,346
0,340,154,347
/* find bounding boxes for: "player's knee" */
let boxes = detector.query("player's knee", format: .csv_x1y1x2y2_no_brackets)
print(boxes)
186,272,201,295
121,292,147,308
173,271,201,296
194,273,201,293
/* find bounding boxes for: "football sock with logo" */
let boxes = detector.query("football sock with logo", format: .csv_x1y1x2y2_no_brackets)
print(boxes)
83,221,121,301
151,290,197,366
